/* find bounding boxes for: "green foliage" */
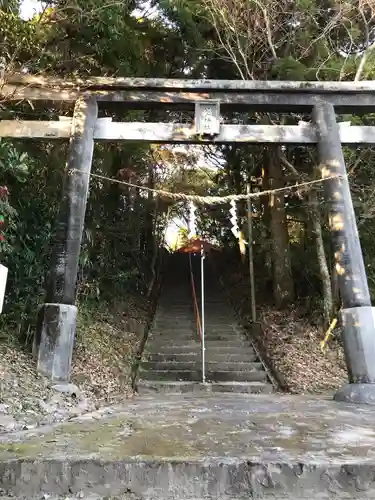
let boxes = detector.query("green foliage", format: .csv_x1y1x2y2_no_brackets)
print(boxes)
0,141,61,339
0,1,189,342
0,140,30,257
2,0,375,342
295,0,315,8
0,141,28,182
271,57,307,80
1,0,20,13
0,9,39,69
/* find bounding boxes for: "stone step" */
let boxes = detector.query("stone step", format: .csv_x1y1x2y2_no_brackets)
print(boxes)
137,380,273,394
151,331,241,339
155,308,193,312
140,361,263,372
152,323,236,330
145,346,249,356
197,307,233,311
145,342,255,358
153,319,240,329
157,299,192,303
158,295,192,299
204,302,234,307
146,341,249,351
145,346,200,355
205,332,242,339
204,303,232,310
152,324,196,330
148,338,246,346
153,317,194,323
153,319,195,326
148,340,246,347
139,369,268,383
145,342,200,351
149,333,243,342
150,328,197,334
157,301,193,306
203,323,239,328
157,307,193,311
157,301,194,306
150,330,198,337
148,336,202,344
155,311,193,315
199,308,234,313
147,352,259,363
155,306,236,323
6,390,373,499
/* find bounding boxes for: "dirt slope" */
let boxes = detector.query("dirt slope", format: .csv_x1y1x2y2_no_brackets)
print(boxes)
215,256,347,394
0,295,152,434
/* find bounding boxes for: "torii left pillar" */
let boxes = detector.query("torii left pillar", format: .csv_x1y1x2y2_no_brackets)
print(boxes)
35,97,98,382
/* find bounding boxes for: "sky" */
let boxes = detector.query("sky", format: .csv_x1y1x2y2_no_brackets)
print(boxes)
19,0,154,20
20,0,43,19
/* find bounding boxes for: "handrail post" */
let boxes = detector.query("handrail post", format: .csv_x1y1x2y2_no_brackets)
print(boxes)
188,252,202,339
201,244,206,384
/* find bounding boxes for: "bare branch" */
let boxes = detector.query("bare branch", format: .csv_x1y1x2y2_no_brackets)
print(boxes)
277,150,300,179
261,5,277,59
354,4,373,81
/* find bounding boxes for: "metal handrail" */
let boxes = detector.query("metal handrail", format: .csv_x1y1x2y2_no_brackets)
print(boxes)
188,250,206,384
188,252,202,341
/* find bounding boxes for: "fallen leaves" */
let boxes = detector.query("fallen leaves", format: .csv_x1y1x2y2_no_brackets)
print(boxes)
0,294,152,434
258,307,347,394
218,256,347,395
72,297,150,402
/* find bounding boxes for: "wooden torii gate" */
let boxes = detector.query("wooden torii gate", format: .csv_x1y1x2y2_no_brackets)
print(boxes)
1,74,375,404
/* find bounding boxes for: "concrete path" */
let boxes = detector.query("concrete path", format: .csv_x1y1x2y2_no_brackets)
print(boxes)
1,393,375,498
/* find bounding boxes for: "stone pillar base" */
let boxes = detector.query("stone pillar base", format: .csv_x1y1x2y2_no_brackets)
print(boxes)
334,383,375,404
36,303,77,382
334,306,375,405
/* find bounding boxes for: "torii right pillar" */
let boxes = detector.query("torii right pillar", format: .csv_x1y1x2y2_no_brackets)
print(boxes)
313,101,375,404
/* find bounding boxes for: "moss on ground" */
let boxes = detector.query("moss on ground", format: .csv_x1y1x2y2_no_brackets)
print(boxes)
0,414,205,461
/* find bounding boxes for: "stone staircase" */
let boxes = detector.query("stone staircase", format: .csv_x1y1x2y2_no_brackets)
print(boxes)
137,253,273,394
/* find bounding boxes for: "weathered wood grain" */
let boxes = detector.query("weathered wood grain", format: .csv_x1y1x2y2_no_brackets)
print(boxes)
1,120,375,144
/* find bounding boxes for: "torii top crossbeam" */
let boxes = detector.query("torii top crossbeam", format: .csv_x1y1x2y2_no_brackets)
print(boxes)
2,73,375,112
2,73,375,143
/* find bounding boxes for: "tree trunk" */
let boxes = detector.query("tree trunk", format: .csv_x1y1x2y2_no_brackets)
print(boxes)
308,187,333,327
147,198,160,298
266,148,294,308
144,162,155,256
134,187,141,253
260,165,272,289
